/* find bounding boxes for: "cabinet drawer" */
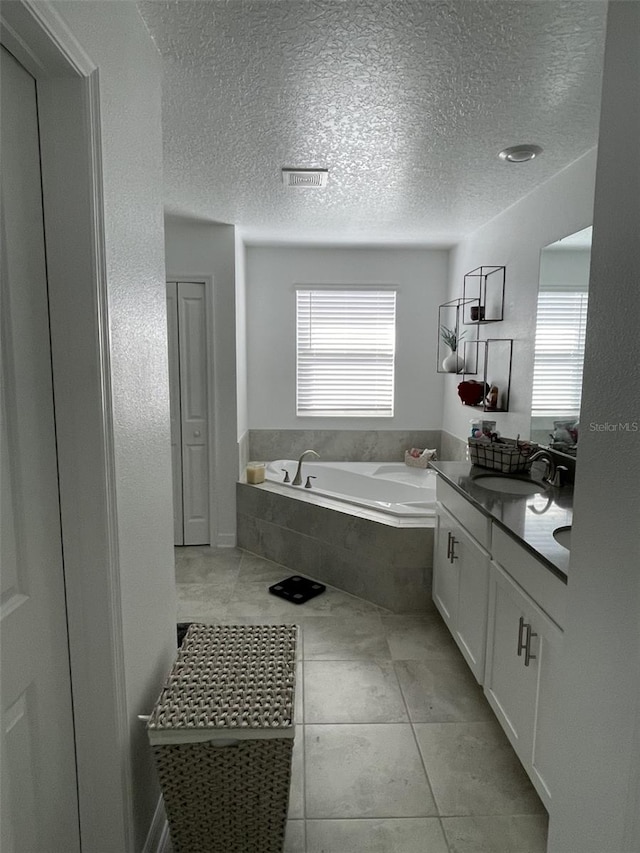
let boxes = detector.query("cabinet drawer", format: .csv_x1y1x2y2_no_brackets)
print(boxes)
492,525,567,629
436,478,491,549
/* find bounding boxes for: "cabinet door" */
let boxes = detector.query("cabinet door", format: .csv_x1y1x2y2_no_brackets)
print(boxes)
530,605,564,805
433,503,459,629
433,504,490,683
484,560,563,809
484,562,537,765
455,524,490,683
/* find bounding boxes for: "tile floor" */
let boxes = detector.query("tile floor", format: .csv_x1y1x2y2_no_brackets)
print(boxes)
174,546,549,853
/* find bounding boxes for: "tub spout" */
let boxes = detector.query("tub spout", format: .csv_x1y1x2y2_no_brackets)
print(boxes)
292,449,319,486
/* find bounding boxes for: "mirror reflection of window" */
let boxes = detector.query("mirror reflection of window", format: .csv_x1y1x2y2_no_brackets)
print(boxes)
531,227,592,454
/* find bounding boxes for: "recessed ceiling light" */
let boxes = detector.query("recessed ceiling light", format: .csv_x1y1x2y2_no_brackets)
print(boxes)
282,168,329,188
498,144,543,163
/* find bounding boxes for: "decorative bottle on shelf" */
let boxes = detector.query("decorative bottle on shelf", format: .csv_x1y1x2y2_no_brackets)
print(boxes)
442,350,464,373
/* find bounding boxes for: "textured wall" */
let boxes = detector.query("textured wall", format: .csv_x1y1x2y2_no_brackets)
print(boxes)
246,245,448,430
441,149,598,445
54,2,177,849
547,3,640,849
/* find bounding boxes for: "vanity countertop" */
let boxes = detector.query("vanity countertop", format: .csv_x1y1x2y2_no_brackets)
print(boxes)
430,461,572,582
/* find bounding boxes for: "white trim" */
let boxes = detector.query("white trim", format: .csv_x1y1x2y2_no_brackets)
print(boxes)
84,69,135,848
167,274,218,548
0,0,95,77
142,797,170,853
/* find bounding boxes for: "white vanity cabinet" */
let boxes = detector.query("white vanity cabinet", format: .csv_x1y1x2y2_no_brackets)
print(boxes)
484,525,567,811
432,473,569,813
433,479,491,683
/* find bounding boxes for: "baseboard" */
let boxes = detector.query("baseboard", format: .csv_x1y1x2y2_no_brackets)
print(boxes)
142,796,171,853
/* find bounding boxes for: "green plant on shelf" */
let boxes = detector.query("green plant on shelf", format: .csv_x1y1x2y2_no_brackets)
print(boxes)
440,324,467,352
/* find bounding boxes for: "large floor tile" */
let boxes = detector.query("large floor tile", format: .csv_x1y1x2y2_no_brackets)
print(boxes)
304,660,408,723
414,720,545,816
306,818,449,853
301,615,389,660
394,658,493,723
175,547,242,583
238,550,289,582
176,584,229,623
441,814,549,853
284,820,305,853
304,724,436,819
381,614,460,661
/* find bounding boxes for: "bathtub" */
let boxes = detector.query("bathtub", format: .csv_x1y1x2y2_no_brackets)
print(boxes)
237,459,436,612
264,460,437,519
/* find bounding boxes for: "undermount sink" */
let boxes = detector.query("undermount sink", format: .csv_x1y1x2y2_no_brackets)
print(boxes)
553,526,572,550
475,475,548,496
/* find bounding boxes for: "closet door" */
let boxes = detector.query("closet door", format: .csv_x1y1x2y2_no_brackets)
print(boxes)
167,281,210,546
166,282,184,544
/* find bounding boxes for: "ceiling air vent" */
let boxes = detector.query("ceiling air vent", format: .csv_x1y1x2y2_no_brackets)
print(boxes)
282,168,329,188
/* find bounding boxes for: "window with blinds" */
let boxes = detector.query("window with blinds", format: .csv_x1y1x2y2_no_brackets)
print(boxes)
531,290,589,416
296,287,397,417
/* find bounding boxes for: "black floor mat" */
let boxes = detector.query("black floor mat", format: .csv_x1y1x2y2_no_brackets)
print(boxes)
269,575,326,605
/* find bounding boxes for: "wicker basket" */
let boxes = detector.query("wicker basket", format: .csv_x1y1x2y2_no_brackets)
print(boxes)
148,623,298,853
468,437,538,474
404,448,437,468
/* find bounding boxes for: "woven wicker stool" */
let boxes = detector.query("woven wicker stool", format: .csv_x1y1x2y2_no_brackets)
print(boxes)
147,623,298,853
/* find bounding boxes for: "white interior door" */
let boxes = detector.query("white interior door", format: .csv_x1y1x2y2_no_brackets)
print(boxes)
0,45,80,852
166,281,210,546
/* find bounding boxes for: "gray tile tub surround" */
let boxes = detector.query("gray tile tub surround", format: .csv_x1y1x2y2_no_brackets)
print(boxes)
440,430,468,462
236,483,433,613
248,429,441,463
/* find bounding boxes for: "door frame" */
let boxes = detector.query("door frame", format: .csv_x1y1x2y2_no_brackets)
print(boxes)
0,3,132,849
167,274,218,547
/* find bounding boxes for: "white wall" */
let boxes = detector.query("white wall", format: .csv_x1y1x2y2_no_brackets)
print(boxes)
52,2,177,850
165,215,239,545
441,149,598,443
246,246,449,430
548,2,640,849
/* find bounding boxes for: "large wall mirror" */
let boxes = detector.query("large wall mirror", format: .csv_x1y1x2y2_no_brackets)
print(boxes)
530,226,592,456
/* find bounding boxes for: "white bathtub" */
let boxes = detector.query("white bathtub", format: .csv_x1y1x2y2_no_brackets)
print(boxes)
264,460,437,519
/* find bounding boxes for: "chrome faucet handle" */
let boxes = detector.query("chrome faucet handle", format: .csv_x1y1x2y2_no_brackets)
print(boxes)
281,468,290,483
304,475,317,489
550,465,569,488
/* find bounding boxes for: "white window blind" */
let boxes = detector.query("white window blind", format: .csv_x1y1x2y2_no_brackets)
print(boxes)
531,291,589,416
296,288,396,417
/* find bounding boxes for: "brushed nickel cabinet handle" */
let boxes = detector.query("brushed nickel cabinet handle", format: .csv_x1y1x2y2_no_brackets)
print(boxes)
524,624,538,667
517,616,527,657
446,531,452,560
450,536,459,561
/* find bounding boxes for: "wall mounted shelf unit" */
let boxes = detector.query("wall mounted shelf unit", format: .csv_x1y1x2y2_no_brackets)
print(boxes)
461,338,513,412
462,266,506,325
437,298,479,374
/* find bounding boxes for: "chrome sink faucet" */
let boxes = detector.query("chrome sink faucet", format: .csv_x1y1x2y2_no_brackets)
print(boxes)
292,449,319,486
528,450,556,484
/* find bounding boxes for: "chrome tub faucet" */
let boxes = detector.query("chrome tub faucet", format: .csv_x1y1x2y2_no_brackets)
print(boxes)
292,449,319,486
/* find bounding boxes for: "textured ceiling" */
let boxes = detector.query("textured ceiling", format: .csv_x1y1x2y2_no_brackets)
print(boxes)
137,0,607,246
